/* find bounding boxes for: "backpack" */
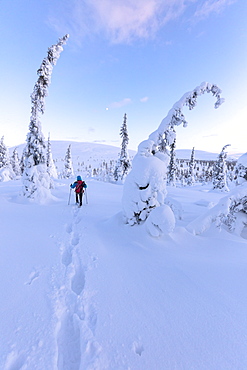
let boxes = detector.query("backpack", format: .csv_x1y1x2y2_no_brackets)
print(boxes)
75,180,84,194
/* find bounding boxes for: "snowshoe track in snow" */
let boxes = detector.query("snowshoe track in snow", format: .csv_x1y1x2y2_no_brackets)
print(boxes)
55,206,103,370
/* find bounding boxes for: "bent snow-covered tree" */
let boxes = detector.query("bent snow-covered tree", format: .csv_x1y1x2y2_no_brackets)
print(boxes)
122,82,224,233
22,34,69,200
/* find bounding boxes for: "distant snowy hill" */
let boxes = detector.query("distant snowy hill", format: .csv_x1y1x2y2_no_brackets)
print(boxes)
11,141,136,164
176,149,241,161
176,149,218,160
10,140,241,163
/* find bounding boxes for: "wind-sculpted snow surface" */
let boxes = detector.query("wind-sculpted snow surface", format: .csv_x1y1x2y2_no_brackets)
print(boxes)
122,82,224,226
1,178,247,369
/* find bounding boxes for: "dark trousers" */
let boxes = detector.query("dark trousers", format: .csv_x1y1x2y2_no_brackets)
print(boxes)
76,192,83,206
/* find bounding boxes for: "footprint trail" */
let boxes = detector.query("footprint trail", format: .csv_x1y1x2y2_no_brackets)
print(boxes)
54,206,106,370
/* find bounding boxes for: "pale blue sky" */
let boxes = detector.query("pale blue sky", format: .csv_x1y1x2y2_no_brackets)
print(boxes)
0,0,246,154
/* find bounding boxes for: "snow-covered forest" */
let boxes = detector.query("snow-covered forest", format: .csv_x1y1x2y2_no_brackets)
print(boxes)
0,139,238,186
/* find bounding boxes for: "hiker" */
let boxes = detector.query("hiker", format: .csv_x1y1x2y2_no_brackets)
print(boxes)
70,176,87,206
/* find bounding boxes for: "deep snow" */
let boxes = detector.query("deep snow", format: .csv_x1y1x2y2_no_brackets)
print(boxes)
1,174,247,369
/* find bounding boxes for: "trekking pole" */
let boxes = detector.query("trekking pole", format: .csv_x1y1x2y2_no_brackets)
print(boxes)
68,188,72,205
85,188,88,205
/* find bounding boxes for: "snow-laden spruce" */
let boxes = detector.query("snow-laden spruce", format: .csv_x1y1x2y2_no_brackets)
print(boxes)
167,138,177,186
11,148,21,177
0,136,15,181
122,82,224,232
46,134,58,181
187,147,195,186
63,144,74,179
114,113,131,182
22,34,69,201
212,144,231,191
235,152,247,185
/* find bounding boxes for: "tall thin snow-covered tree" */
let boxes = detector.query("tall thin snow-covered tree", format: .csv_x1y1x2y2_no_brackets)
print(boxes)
0,136,10,168
167,138,177,186
64,144,74,179
11,148,21,176
187,147,195,186
212,144,231,191
114,113,131,181
0,136,15,181
22,34,69,200
46,134,58,180
122,82,224,230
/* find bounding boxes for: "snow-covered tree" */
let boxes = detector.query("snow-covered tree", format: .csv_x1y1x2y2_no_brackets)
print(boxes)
64,144,74,178
122,82,224,230
114,113,131,181
212,144,230,191
187,147,195,186
11,148,21,177
0,136,10,169
46,134,58,180
0,136,15,181
167,138,177,186
235,153,247,185
22,34,69,200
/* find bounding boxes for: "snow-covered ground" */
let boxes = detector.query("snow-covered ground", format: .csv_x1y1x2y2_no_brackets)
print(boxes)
1,172,247,370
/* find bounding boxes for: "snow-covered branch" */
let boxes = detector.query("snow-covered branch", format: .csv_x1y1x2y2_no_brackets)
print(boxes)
148,82,224,153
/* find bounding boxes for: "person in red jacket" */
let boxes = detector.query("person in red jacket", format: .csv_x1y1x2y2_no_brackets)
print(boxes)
70,175,87,206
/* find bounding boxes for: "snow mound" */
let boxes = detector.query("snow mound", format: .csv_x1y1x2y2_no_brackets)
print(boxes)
0,167,15,182
146,204,175,237
22,164,56,204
